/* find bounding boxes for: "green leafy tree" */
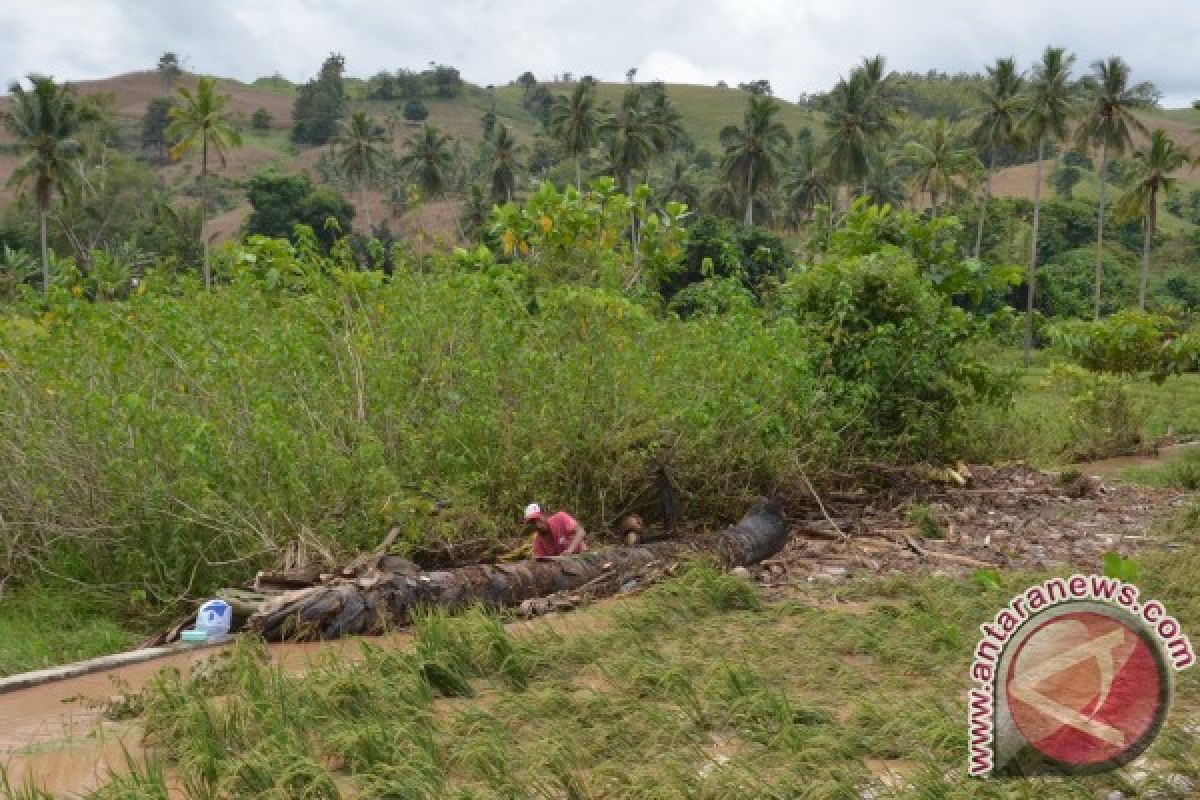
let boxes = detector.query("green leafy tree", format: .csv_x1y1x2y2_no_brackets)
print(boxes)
1020,46,1077,365
157,52,181,92
969,57,1024,257
335,111,387,232
245,171,354,250
1075,57,1150,318
1051,163,1083,198
517,71,538,95
430,64,462,98
902,116,981,217
1117,130,1193,308
167,75,243,289
459,184,490,242
251,107,272,130
547,79,604,189
719,94,791,226
402,99,429,122
291,53,346,146
2,75,86,290
400,124,455,198
141,97,174,158
485,122,522,203
0,244,37,298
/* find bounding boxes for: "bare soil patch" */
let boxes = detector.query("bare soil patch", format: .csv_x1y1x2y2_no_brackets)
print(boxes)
755,463,1190,590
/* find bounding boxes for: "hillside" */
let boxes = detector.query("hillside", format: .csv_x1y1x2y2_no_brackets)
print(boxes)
2,70,1198,244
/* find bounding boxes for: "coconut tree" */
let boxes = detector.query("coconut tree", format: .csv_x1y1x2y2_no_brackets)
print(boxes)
547,79,604,189
1075,57,1150,318
657,157,703,211
821,57,901,206
1019,46,1077,366
486,122,522,203
600,94,657,193
399,124,455,198
821,77,874,206
857,55,901,140
166,76,242,290
1117,130,1192,308
969,57,1024,257
783,137,831,226
719,95,791,226
335,111,388,232
645,89,686,155
861,150,907,209
902,117,982,218
2,75,87,291
595,97,658,273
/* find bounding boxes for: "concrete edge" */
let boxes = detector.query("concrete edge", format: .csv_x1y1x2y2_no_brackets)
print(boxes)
0,635,234,695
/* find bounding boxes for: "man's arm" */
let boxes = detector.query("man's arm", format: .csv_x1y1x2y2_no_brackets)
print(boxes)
565,523,586,555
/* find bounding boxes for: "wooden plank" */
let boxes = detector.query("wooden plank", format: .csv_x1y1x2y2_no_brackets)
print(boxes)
0,635,233,696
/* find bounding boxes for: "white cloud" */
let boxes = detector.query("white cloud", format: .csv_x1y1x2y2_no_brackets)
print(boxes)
635,51,726,87
2,0,1198,106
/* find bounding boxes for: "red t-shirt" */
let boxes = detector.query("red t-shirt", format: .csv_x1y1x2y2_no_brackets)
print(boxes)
531,511,585,557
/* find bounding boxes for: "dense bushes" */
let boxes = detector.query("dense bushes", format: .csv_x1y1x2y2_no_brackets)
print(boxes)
0,233,1011,603
1050,310,1200,380
0,261,825,600
664,215,794,301
779,251,1011,461
0,178,1021,606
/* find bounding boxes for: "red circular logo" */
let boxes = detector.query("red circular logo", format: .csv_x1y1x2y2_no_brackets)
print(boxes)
1005,610,1167,768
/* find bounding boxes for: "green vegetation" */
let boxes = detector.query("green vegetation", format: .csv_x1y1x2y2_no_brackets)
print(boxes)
291,53,346,145
166,76,243,289
0,589,141,676
0,188,1010,615
3,76,89,290
1118,447,1200,490
42,528,1200,798
2,42,1200,798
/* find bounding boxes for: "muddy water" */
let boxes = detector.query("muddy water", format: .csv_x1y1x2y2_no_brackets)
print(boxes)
1075,441,1200,477
0,633,414,796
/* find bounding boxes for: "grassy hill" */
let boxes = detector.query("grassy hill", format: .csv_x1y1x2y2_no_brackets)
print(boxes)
1,69,1197,244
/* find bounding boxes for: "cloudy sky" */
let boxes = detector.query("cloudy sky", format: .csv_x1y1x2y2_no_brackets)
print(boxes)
4,0,1199,106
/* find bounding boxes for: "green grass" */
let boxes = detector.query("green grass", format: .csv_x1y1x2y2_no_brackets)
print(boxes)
0,590,141,677
488,81,821,154
239,127,295,157
57,515,1200,799
968,348,1200,466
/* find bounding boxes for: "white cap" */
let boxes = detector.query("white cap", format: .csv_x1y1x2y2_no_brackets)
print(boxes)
523,502,542,521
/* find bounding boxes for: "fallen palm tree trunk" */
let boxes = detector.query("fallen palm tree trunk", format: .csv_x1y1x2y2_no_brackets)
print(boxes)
249,499,786,642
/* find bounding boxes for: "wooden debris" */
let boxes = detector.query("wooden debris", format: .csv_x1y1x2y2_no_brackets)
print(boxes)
248,499,788,642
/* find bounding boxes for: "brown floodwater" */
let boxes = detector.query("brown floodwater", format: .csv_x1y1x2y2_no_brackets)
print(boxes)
1074,441,1200,477
0,633,415,796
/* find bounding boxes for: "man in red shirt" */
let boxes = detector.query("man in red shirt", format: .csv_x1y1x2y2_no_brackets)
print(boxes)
524,503,587,559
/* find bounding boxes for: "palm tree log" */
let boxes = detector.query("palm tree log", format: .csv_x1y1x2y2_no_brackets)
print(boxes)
249,499,787,641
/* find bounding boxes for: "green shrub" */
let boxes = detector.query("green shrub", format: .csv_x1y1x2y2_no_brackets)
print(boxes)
0,256,843,601
1054,366,1144,460
905,503,944,539
778,250,1013,461
1050,310,1200,381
